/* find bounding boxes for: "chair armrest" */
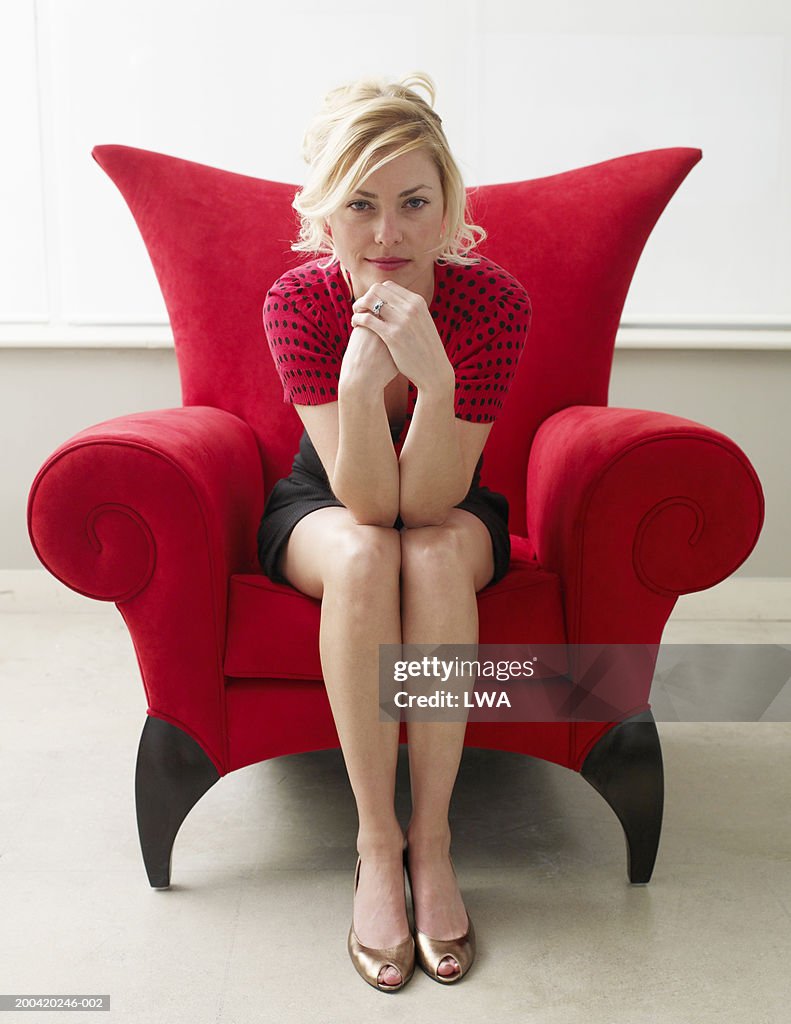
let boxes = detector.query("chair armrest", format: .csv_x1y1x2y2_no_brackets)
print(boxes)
526,406,764,643
27,406,265,771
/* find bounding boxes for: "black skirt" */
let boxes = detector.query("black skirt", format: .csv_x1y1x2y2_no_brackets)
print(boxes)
257,425,511,589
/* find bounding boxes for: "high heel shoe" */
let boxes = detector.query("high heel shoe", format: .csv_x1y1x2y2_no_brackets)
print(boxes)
404,847,476,984
347,853,415,992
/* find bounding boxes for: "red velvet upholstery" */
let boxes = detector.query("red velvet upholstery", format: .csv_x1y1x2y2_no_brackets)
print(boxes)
27,145,764,793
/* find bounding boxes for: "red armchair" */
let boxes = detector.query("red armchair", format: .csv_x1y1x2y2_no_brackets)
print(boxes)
26,144,764,890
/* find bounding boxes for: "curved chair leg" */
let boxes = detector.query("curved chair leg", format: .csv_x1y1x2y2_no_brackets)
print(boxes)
135,715,221,889
580,709,664,885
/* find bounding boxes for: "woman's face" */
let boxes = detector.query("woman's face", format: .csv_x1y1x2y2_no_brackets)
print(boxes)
326,148,446,306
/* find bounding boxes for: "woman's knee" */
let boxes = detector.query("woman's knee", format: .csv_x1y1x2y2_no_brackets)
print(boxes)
400,515,489,589
400,521,466,579
327,522,402,588
277,507,399,600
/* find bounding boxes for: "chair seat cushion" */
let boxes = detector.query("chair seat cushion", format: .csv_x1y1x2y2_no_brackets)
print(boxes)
223,535,567,681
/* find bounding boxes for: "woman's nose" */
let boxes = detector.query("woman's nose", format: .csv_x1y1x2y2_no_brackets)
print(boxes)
373,215,403,246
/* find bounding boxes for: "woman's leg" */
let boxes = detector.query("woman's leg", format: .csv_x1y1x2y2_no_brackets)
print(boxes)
277,506,408,986
399,508,496,978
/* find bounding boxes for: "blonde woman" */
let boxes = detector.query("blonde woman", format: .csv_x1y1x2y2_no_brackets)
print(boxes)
257,71,532,991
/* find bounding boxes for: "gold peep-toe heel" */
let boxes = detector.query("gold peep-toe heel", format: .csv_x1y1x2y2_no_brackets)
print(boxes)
347,854,415,992
404,848,476,984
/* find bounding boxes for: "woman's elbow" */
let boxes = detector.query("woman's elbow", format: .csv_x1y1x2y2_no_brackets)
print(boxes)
350,510,400,528
398,504,450,529
346,498,400,528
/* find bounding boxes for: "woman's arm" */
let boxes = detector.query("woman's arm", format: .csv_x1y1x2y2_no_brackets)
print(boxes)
331,325,400,527
397,378,469,528
333,380,399,526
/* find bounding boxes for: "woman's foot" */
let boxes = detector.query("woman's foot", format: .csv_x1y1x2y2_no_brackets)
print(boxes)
353,833,411,988
405,825,470,979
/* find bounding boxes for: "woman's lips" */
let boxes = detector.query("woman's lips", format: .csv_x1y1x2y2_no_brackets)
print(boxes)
367,258,410,267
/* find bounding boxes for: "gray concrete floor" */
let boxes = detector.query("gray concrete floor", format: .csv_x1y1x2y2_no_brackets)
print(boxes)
1,575,790,1023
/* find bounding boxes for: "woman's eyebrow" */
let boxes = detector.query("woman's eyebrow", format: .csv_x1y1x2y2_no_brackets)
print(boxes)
353,184,434,198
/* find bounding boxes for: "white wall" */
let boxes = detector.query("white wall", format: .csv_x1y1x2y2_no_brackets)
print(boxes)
3,0,789,573
2,0,789,334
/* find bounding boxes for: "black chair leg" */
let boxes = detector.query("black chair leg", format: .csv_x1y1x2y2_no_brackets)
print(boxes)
580,709,664,885
135,715,220,889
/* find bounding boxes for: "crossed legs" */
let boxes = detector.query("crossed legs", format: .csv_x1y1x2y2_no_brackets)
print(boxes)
277,505,495,984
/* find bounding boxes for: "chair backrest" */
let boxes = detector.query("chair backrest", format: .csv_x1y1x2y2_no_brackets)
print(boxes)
92,144,701,536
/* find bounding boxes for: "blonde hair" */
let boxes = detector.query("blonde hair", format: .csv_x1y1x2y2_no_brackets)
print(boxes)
290,71,487,268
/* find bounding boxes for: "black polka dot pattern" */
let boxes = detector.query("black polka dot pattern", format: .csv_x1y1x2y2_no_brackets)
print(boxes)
262,255,532,424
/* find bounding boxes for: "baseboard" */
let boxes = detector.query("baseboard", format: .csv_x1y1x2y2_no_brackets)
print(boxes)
0,569,115,614
671,577,791,621
2,569,790,621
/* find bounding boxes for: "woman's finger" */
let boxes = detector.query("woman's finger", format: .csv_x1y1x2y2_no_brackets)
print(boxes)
351,311,377,327
352,282,399,312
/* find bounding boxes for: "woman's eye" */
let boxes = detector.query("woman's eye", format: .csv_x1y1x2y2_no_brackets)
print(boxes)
347,198,429,211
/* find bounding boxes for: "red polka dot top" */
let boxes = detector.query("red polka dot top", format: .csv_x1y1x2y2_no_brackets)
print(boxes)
262,253,531,445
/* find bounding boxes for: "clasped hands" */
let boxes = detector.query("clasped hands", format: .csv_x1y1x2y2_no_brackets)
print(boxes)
349,280,454,395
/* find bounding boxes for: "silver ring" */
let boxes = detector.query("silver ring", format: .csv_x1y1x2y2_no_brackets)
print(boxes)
372,298,386,318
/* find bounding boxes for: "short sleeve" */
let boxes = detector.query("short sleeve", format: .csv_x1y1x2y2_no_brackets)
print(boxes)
452,283,532,424
263,275,342,406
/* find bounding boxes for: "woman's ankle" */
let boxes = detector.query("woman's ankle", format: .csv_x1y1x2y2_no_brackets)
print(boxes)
405,820,452,853
356,822,405,857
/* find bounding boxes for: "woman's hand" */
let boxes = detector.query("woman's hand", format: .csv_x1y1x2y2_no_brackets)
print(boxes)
350,281,454,395
338,323,400,395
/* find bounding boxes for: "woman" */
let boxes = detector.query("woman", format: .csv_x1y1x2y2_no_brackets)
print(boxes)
257,71,531,991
